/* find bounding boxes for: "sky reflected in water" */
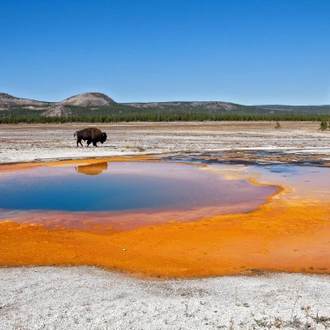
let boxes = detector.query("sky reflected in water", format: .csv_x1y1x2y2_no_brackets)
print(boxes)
0,162,278,213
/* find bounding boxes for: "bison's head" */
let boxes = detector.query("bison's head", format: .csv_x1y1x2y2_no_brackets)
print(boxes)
100,132,107,144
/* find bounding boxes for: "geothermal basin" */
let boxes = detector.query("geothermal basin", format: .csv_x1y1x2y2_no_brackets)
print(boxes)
0,159,330,278
0,161,277,229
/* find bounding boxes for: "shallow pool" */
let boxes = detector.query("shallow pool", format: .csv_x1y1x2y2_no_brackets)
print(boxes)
2,160,330,277
0,162,277,213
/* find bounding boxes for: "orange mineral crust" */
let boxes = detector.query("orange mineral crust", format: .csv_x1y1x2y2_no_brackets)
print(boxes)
1,158,330,278
1,196,330,278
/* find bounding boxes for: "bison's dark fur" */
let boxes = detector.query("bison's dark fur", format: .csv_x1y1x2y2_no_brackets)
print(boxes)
74,128,107,147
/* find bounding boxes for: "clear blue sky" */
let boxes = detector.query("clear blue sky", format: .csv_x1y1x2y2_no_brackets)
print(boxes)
1,0,330,105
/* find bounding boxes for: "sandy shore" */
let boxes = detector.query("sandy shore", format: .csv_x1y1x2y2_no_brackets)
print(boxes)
1,122,330,329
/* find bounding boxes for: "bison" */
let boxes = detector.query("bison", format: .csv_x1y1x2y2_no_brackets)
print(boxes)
74,128,107,147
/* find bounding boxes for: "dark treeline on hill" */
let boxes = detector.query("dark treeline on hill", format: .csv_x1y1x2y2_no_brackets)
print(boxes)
1,112,329,124
0,92,330,123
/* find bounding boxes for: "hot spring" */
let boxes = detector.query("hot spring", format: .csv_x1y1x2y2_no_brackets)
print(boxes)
0,161,278,230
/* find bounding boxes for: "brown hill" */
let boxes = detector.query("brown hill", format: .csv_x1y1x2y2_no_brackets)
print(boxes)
0,93,51,110
41,105,74,117
59,92,115,107
0,92,116,113
123,101,238,111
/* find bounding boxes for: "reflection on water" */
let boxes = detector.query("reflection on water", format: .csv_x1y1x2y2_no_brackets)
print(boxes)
75,162,108,175
1,161,330,277
0,162,277,213
251,164,330,201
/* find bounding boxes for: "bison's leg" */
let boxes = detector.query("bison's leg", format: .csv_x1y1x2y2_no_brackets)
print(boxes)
77,138,83,147
93,141,98,147
87,140,92,147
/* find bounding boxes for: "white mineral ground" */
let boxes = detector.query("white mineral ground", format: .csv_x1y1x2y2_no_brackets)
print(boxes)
1,121,330,329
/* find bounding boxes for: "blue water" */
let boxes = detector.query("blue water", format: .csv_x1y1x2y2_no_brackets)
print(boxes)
0,162,278,212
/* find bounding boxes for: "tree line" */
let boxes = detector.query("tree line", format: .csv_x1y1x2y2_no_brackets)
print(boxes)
0,112,329,124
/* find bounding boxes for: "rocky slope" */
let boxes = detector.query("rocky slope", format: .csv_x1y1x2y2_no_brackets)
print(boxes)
0,93,51,110
1,91,329,117
59,92,115,107
0,92,245,114
40,105,74,117
0,92,116,117
123,101,240,112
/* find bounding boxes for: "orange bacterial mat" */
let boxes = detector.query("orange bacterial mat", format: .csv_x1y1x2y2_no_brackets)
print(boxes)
0,158,330,278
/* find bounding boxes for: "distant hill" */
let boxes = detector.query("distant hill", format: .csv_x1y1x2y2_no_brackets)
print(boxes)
0,92,51,110
123,101,239,111
257,104,330,115
0,92,329,120
40,105,74,117
0,92,117,117
60,92,115,107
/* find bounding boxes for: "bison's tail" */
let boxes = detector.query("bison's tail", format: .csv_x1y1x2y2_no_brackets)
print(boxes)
74,131,77,138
